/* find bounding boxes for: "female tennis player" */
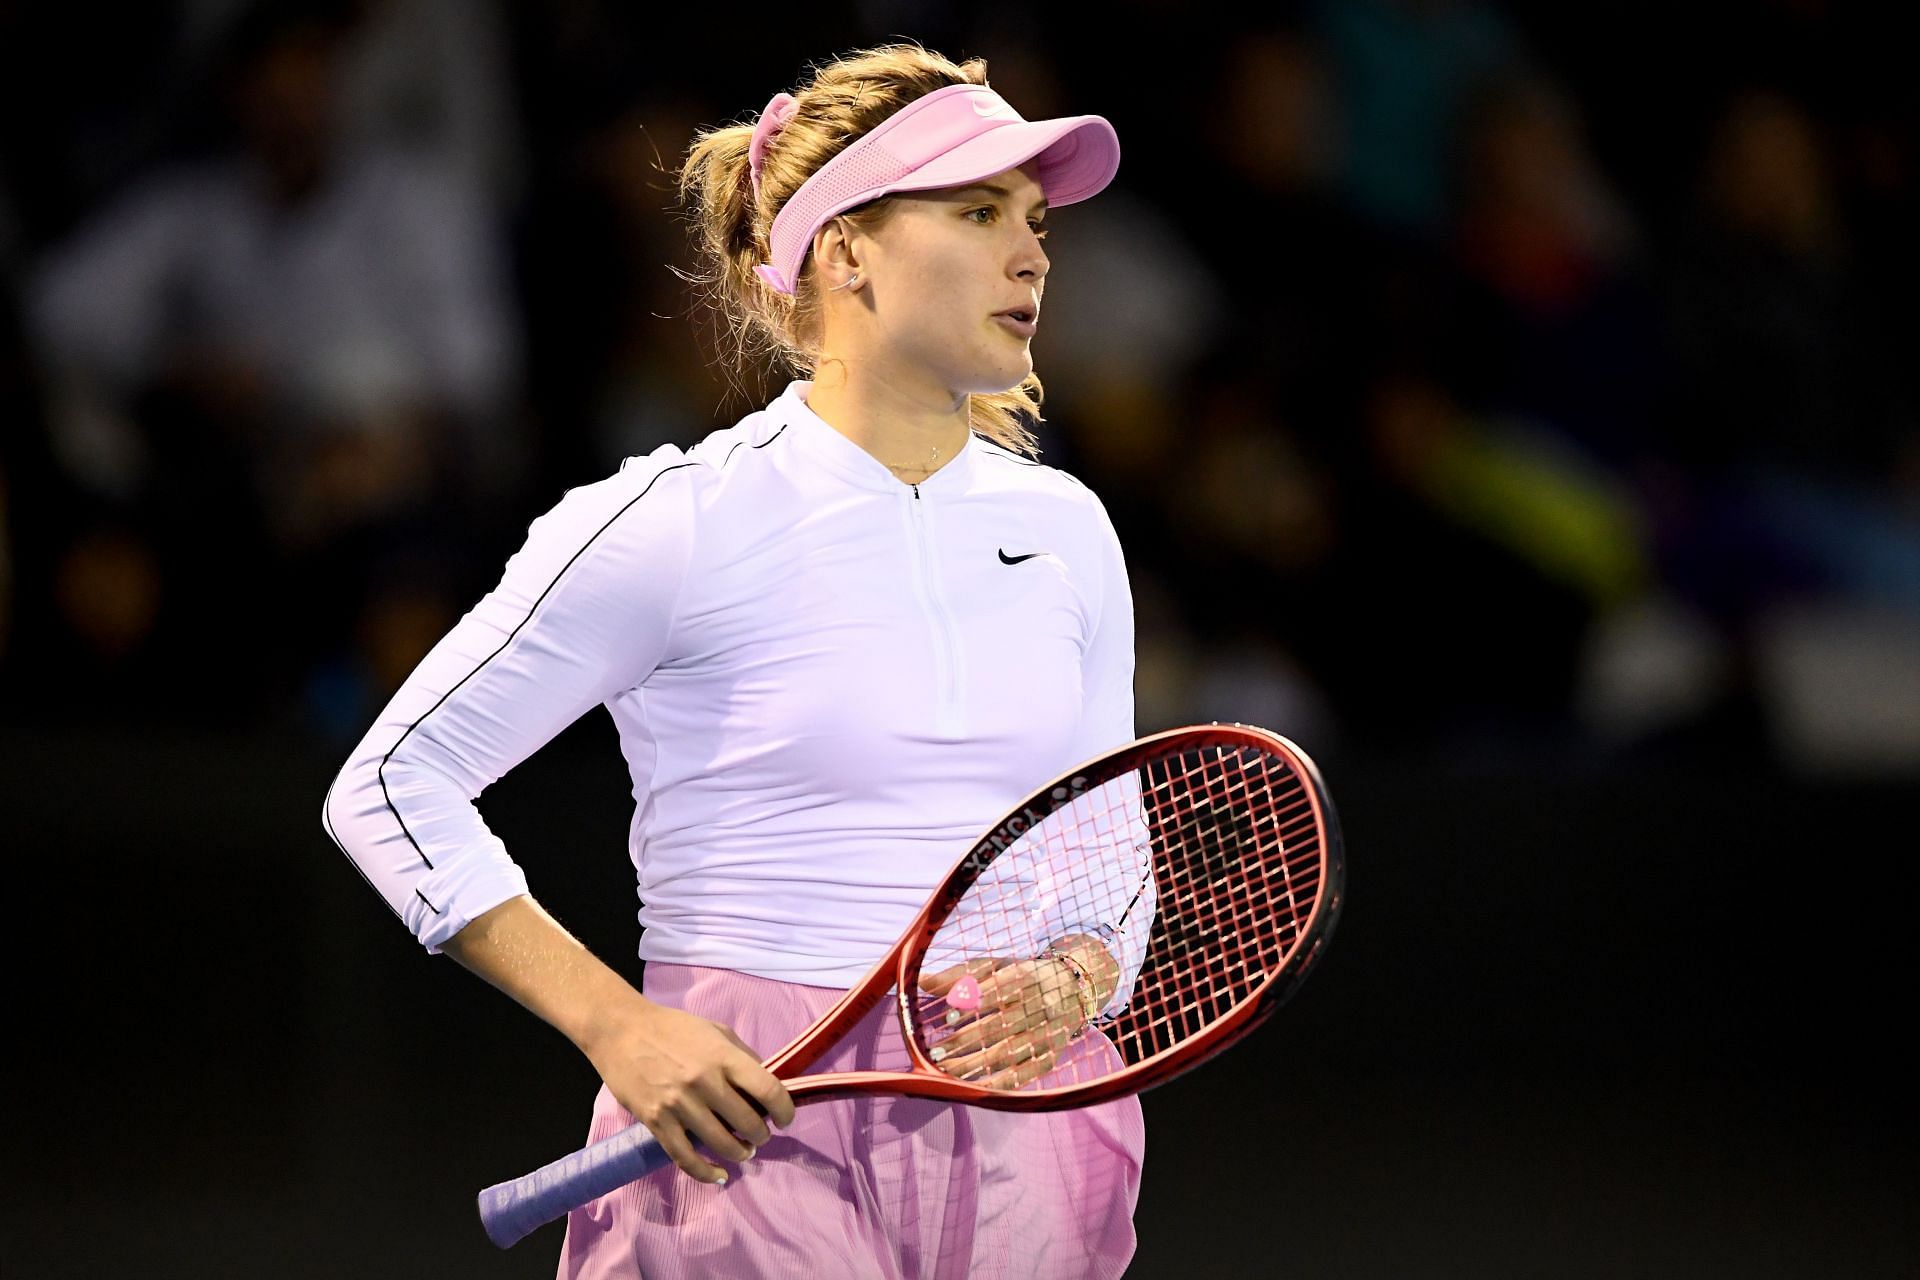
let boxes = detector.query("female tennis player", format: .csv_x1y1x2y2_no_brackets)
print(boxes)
324,42,1143,1278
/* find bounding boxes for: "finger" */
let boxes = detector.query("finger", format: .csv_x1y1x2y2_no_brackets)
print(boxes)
705,1079,775,1149
932,991,1003,1031
918,957,1003,995
929,1042,992,1079
927,960,1035,1029
934,1024,1048,1080
933,996,1049,1059
972,1023,1071,1090
918,963,964,994
924,1014,1011,1075
729,1060,796,1130
928,1005,1008,1060
706,1025,794,1132
947,995,1048,1057
978,1040,1063,1091
680,1101,760,1166
648,1114,730,1185
716,1025,758,1056
953,1035,1052,1088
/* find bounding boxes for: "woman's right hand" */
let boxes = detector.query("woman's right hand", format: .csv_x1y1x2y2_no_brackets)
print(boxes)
434,897,795,1185
578,991,796,1184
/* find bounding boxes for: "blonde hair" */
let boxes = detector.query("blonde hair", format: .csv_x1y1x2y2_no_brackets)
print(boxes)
678,42,1043,456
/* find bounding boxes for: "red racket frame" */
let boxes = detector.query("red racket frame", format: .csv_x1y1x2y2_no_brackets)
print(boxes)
760,722,1344,1110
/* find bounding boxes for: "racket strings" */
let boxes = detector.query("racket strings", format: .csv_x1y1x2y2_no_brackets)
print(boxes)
913,742,1326,1090
1120,747,1319,1062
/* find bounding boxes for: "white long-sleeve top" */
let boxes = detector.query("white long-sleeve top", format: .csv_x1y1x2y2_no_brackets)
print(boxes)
323,379,1140,990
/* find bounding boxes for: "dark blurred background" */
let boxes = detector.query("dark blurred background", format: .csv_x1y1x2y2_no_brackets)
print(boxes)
2,1,1914,1275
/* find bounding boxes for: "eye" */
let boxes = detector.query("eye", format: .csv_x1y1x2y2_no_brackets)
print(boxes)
966,206,1049,239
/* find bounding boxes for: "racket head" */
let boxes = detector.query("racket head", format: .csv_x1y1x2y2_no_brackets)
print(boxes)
890,722,1344,1108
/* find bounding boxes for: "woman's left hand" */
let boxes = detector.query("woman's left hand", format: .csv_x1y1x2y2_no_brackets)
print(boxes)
916,956,1086,1090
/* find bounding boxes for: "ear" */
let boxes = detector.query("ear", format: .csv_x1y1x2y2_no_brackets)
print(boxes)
811,215,865,289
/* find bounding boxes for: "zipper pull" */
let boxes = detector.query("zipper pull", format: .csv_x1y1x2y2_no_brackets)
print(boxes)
912,483,921,499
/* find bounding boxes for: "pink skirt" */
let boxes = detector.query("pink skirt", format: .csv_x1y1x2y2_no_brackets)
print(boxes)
555,963,1145,1279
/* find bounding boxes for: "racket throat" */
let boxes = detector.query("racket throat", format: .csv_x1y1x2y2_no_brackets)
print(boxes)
763,973,903,1079
783,1072,937,1104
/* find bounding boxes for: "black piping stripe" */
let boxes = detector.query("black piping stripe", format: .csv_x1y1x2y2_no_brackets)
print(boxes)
722,422,789,469
320,774,409,921
982,444,1085,483
978,444,1086,487
377,460,702,871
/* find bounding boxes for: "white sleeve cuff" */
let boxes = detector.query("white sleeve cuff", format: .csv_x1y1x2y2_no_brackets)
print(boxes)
409,853,531,954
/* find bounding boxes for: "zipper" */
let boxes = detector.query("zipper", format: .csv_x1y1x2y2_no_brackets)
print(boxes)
905,483,962,734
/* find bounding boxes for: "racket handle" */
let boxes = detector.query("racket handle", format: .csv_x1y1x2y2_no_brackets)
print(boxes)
476,1119,674,1249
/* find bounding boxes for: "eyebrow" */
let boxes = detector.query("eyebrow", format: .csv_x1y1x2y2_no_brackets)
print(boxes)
945,182,1050,215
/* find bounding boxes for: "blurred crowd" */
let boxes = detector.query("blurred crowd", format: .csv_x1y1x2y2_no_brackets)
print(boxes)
2,0,1916,775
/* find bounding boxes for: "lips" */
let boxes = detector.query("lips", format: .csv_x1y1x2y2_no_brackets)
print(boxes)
994,305,1039,338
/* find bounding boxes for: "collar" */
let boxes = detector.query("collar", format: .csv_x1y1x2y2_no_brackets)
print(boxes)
776,379,978,495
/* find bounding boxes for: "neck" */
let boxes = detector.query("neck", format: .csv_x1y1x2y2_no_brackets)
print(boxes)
804,361,972,484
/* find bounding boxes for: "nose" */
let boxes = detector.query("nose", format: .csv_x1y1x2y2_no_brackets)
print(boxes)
1012,227,1049,283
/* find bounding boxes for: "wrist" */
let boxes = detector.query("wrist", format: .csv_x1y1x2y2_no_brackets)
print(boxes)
1042,947,1100,1034
571,979,656,1058
1049,932,1120,1010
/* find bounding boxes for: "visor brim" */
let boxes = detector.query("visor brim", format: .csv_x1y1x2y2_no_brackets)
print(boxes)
888,115,1121,207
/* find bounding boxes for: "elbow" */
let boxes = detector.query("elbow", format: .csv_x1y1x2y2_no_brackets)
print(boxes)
319,777,338,843
320,761,355,850
320,747,377,851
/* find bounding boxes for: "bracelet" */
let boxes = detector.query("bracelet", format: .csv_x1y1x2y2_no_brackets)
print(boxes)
1042,946,1100,1036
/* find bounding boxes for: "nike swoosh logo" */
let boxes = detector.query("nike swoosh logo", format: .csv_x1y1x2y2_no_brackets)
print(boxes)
972,97,1012,117
998,549,1046,565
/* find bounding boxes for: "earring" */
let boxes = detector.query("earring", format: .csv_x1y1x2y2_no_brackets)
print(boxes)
828,273,860,292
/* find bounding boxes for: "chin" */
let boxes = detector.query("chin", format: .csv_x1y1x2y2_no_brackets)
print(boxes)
967,358,1034,396
935,334,1033,395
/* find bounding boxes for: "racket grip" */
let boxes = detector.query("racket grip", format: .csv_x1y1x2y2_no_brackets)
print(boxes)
476,1119,674,1249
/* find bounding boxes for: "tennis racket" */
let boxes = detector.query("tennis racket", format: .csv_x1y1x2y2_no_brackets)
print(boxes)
477,721,1344,1248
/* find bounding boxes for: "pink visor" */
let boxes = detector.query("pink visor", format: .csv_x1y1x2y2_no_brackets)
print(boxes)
753,82,1121,296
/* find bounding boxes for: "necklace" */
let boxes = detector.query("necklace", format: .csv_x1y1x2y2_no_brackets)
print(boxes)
882,440,947,475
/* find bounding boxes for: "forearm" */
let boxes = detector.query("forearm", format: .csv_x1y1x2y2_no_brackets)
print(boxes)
439,894,649,1055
